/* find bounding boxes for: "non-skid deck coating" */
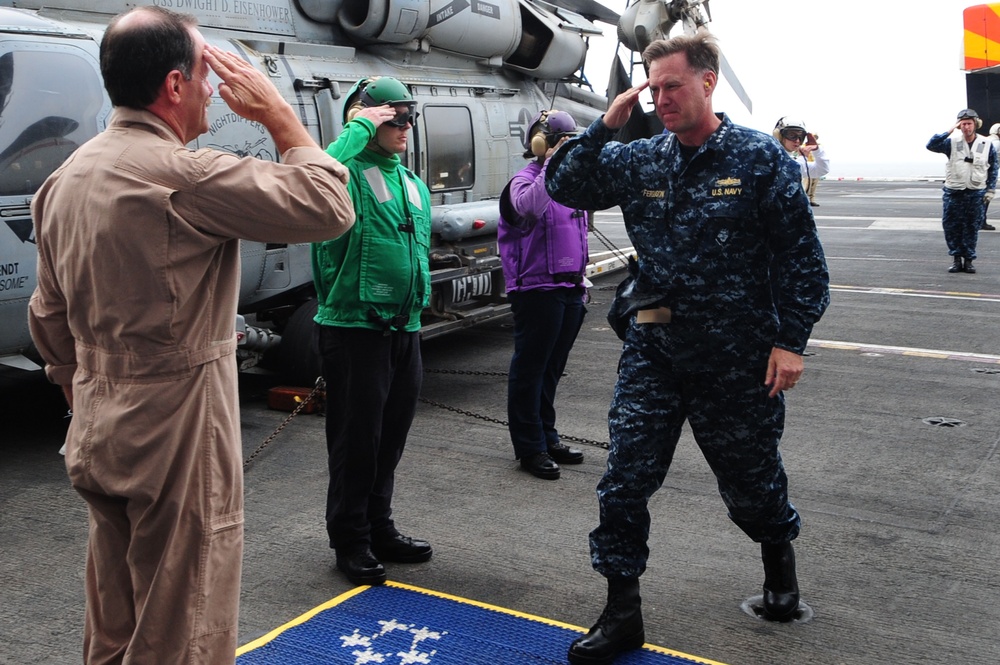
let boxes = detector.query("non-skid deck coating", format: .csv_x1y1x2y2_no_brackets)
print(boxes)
236,581,728,665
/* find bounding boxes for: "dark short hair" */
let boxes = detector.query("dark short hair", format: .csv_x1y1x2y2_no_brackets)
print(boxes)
641,31,720,76
100,6,198,109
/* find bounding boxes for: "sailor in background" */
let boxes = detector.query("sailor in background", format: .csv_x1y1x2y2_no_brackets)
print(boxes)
926,108,998,273
497,109,588,481
773,117,829,206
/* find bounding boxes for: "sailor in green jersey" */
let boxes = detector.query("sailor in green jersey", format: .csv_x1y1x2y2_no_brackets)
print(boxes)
311,76,433,587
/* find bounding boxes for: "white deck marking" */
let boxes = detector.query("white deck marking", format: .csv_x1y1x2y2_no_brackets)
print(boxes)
808,339,1000,364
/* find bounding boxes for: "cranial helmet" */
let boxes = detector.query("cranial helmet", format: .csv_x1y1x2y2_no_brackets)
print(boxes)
344,76,415,123
991,122,1000,136
524,109,578,158
772,116,807,141
957,108,983,130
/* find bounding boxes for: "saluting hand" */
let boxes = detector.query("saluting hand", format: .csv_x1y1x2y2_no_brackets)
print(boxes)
603,81,649,131
545,135,570,160
203,43,317,154
353,105,399,128
204,44,283,123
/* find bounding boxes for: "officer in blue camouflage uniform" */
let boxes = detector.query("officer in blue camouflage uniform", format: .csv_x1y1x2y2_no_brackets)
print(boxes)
545,32,830,665
926,108,998,274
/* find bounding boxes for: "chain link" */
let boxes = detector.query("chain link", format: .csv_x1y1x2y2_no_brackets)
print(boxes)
417,396,608,449
419,368,610,449
589,224,632,291
590,223,630,264
423,368,509,377
417,396,508,427
247,363,612,472
243,376,326,471
245,221,627,467
245,227,627,468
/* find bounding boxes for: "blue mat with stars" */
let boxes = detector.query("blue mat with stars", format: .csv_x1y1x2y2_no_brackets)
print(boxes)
236,581,726,665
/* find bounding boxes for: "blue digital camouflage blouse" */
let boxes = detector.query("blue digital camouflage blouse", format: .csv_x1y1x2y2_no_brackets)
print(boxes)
546,114,830,371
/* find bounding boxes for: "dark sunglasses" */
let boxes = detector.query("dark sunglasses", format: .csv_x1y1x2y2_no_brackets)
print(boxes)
781,130,805,142
385,107,418,128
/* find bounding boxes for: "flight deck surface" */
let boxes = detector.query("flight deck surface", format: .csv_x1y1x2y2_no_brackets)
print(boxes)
3,179,997,665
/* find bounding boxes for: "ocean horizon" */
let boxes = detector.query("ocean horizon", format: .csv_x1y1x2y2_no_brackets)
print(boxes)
825,161,945,181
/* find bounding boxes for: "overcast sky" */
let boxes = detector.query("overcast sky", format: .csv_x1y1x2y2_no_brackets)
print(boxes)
584,1,978,177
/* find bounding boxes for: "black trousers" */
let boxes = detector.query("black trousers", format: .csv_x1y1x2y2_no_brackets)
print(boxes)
319,325,422,552
506,287,586,458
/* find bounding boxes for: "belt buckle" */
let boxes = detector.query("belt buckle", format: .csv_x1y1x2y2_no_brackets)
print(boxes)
635,307,672,324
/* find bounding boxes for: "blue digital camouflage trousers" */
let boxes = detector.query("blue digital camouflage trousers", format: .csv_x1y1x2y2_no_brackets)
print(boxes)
942,187,984,259
590,325,801,579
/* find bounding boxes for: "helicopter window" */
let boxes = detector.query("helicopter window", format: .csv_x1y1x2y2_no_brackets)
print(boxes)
0,45,105,196
423,106,474,191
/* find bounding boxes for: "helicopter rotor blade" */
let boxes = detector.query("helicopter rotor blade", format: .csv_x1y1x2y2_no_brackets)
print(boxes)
719,50,752,113
542,0,621,25
615,1,752,114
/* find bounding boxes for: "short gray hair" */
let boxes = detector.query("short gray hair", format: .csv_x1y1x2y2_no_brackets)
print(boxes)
641,31,720,76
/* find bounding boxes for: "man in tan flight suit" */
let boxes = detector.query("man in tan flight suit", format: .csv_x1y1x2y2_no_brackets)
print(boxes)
27,7,355,664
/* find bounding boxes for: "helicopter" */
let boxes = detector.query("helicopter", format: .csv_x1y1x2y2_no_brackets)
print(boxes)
0,0,747,385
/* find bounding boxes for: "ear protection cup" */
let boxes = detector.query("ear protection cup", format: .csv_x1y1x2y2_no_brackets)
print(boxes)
346,102,364,123
527,110,552,157
977,117,984,130
772,116,785,140
530,131,548,157
523,109,577,158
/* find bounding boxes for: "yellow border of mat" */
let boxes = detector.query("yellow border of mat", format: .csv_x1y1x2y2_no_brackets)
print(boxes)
236,580,729,665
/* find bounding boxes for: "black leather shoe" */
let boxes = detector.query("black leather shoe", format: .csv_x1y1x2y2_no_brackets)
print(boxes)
761,542,799,621
982,223,995,230
336,548,386,586
520,452,560,479
948,257,963,273
964,258,977,274
568,578,644,665
371,533,433,563
548,441,584,465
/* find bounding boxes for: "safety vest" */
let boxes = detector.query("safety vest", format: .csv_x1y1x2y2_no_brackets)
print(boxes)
945,135,991,190
498,162,588,292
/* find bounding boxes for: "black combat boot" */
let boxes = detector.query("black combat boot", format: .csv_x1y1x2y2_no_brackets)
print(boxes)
948,256,964,273
568,577,645,665
761,542,800,621
964,257,976,274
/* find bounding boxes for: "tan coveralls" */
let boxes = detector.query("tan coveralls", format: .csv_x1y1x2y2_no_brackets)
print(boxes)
28,108,355,665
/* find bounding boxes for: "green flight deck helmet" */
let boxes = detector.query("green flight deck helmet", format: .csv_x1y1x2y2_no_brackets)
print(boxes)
344,76,416,125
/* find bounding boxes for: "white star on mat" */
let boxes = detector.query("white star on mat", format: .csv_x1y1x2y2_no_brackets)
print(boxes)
340,629,372,648
340,618,446,663
396,648,432,664
350,648,387,664
378,619,413,635
409,626,444,643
